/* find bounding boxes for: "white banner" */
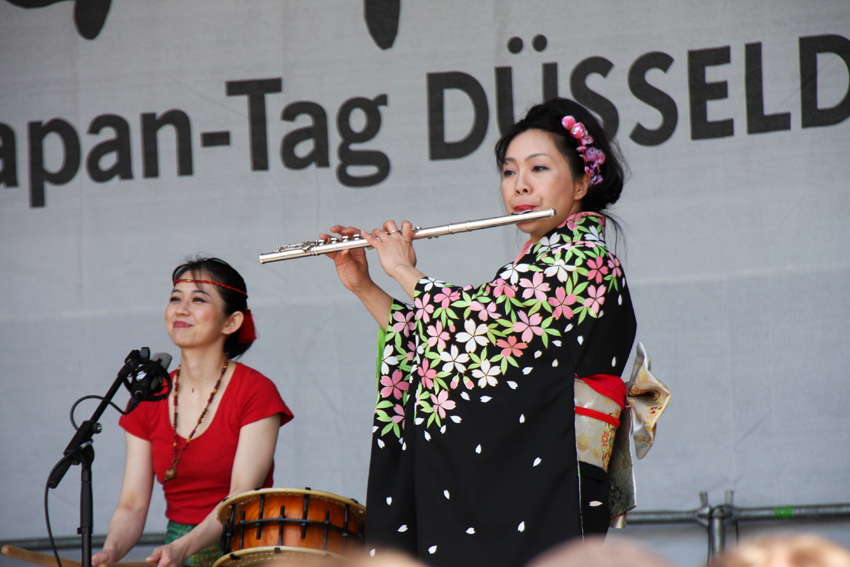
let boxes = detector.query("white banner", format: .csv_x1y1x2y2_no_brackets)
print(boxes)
1,1,849,563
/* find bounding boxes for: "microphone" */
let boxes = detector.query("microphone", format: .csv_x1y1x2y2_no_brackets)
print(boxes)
126,352,173,413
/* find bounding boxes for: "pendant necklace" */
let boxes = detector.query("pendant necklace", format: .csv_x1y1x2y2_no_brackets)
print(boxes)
164,357,229,483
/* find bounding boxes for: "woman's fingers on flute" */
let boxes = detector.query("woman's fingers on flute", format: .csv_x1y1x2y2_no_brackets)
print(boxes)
322,226,362,262
324,225,362,250
382,220,400,236
328,225,361,237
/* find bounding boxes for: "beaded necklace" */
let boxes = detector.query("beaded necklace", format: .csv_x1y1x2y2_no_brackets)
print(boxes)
164,358,229,483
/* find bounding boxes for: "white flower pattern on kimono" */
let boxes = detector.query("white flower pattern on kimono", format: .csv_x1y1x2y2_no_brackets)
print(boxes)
499,262,530,285
440,345,470,374
456,319,489,353
374,213,625,435
472,358,500,388
543,258,575,282
364,212,637,567
381,343,399,375
584,225,604,244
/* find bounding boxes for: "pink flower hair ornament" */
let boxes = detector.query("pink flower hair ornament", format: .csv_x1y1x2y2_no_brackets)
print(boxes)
561,115,606,186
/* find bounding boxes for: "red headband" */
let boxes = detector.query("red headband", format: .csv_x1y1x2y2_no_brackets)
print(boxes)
173,278,248,297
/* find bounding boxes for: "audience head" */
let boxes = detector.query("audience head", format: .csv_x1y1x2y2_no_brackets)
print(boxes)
528,535,672,567
710,534,850,567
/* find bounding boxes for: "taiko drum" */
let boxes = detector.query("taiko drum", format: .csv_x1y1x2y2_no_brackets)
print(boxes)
216,488,366,562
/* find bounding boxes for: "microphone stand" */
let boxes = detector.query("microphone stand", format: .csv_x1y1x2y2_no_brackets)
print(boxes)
47,350,146,567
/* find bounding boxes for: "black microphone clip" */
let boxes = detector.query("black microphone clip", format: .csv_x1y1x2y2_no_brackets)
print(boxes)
124,348,173,413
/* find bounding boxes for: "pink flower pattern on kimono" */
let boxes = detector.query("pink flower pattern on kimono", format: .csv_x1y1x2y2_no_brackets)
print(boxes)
583,284,606,314
548,287,578,320
608,256,622,279
586,256,608,284
374,213,628,438
364,211,639,567
391,309,415,335
520,271,551,301
513,310,544,343
469,300,499,321
426,320,450,350
419,358,438,389
391,403,405,428
414,293,434,323
403,340,417,362
496,335,527,358
492,278,516,299
434,287,460,309
380,370,409,400
430,390,456,419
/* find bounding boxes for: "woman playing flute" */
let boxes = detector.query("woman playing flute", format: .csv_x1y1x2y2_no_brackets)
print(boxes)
324,98,636,567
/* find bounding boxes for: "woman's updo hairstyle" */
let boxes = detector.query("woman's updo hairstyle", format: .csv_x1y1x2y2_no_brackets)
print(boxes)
171,256,255,359
495,97,627,215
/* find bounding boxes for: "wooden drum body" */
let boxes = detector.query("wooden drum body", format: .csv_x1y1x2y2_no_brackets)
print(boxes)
215,488,366,566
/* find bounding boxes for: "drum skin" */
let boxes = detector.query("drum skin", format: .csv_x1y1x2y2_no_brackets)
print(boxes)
212,546,337,567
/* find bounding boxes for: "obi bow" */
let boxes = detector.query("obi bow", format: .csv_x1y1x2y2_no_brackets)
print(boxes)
608,342,672,525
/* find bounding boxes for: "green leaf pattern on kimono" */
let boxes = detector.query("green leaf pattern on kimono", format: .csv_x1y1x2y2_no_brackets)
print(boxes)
374,213,625,439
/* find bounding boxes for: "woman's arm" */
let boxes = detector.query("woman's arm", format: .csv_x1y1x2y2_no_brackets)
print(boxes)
359,220,425,302
91,433,155,567
144,414,283,567
324,225,395,329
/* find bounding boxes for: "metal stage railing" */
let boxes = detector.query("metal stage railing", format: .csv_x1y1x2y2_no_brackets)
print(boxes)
625,491,850,562
3,492,849,563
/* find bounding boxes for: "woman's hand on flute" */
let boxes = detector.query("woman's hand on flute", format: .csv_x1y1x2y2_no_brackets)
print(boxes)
324,225,393,329
361,220,425,301
323,225,374,293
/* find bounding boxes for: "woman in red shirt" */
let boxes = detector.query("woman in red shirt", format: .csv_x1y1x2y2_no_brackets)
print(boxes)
92,257,293,567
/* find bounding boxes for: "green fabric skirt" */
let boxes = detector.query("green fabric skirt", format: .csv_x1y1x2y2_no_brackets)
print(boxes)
165,520,222,567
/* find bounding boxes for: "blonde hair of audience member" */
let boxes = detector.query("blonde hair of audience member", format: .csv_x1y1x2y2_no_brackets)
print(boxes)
710,534,850,567
346,551,427,567
527,535,672,567
256,550,426,567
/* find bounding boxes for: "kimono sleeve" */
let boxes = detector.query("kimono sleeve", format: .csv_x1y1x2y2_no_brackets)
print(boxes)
400,233,630,382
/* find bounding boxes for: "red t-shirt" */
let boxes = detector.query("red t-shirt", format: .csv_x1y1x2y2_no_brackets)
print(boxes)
119,362,293,525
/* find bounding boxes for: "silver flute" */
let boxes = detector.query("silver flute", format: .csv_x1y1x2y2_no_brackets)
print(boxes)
259,208,556,264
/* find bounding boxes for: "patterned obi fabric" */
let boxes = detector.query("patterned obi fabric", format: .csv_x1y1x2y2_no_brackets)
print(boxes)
574,375,626,472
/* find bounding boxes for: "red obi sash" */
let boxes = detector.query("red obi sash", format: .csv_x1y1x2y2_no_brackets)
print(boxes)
575,374,626,427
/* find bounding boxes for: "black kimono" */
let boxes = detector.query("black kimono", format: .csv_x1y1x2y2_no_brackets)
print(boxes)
366,212,637,567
